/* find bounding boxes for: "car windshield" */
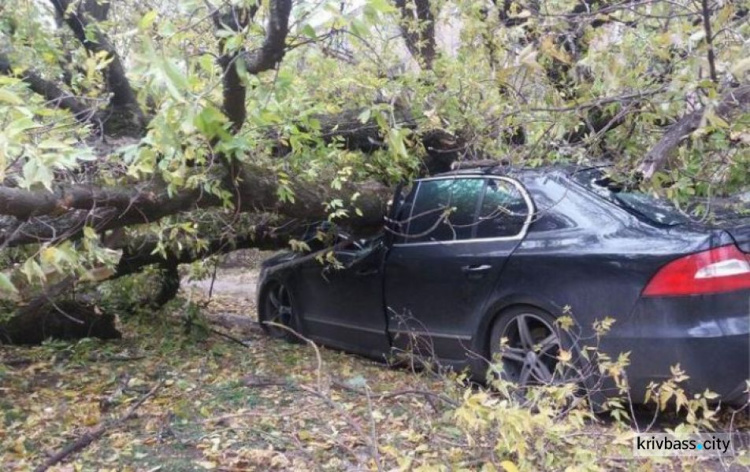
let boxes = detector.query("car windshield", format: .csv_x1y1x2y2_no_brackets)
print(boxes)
573,168,693,226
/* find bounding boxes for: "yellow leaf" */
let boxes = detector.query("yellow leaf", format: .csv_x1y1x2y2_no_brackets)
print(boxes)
557,349,572,363
84,412,100,426
12,436,26,454
40,247,58,265
194,461,217,470
83,266,115,282
501,460,519,472
731,57,750,76
541,36,571,64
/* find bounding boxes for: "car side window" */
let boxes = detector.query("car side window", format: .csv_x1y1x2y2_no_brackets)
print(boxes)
475,179,529,239
405,178,483,243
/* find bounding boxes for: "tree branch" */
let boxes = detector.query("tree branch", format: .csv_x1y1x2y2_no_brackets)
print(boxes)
0,164,390,247
33,381,162,471
639,84,750,178
212,4,257,131
0,184,150,220
700,0,718,83
0,53,99,125
240,0,292,74
114,224,300,279
49,0,145,132
394,0,436,69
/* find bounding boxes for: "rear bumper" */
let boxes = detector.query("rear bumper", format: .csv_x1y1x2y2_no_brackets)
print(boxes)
601,290,750,405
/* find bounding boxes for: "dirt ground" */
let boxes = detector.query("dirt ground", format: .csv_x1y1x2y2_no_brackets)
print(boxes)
184,268,260,307
0,252,453,471
1,251,749,471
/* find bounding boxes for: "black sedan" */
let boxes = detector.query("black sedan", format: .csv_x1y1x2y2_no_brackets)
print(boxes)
257,165,750,404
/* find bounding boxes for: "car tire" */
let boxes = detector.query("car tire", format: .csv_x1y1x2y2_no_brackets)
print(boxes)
488,306,567,386
258,280,299,343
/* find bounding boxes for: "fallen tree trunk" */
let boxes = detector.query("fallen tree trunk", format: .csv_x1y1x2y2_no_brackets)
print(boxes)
0,164,391,248
0,299,121,345
0,218,305,344
0,277,121,346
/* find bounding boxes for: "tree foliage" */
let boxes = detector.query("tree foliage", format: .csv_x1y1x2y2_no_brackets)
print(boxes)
0,0,748,338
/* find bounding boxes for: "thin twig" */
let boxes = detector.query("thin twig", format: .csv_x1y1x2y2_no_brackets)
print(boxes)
209,327,251,348
331,380,458,408
34,381,163,472
265,321,324,390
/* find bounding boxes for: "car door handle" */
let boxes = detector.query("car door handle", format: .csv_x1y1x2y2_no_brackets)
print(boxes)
356,267,379,277
462,264,492,273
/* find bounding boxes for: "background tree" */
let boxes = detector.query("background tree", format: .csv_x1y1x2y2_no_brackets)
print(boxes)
0,0,747,343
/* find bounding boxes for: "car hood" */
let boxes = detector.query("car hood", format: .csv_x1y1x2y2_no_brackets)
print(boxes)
261,251,298,269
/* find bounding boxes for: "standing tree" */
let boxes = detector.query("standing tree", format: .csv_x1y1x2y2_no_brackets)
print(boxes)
0,0,747,343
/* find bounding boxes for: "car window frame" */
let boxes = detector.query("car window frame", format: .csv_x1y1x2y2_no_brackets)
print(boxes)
403,177,485,243
393,175,535,247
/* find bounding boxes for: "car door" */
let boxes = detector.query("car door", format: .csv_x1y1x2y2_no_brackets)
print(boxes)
384,176,533,361
294,235,390,358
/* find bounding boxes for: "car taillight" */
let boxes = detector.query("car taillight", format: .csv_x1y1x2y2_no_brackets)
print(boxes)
643,245,750,297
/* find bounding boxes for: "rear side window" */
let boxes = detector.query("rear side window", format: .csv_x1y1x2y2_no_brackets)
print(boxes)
406,178,483,242
476,179,529,238
573,169,692,226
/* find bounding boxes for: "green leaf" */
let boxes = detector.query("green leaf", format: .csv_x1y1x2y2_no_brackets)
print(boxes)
21,258,46,283
357,108,371,124
162,59,189,100
22,159,53,190
83,226,98,240
6,117,36,138
0,273,18,295
194,105,227,137
139,10,158,30
350,18,369,37
0,88,23,105
301,24,316,39
366,0,397,14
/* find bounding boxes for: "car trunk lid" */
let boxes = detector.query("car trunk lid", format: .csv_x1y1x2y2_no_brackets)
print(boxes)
573,169,750,245
725,223,750,253
707,206,750,252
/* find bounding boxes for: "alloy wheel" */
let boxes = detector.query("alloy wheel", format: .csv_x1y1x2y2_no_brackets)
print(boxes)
497,312,561,385
263,282,294,338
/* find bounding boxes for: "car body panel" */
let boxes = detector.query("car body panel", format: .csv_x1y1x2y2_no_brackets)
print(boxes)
385,238,520,360
607,291,750,402
257,166,750,404
285,240,390,357
726,222,750,252
385,175,535,361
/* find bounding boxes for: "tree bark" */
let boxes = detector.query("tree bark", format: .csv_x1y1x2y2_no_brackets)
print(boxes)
639,84,750,178
0,277,121,345
0,302,121,345
394,0,436,69
241,0,292,74
0,164,391,248
49,0,146,134
0,53,99,125
114,224,302,279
